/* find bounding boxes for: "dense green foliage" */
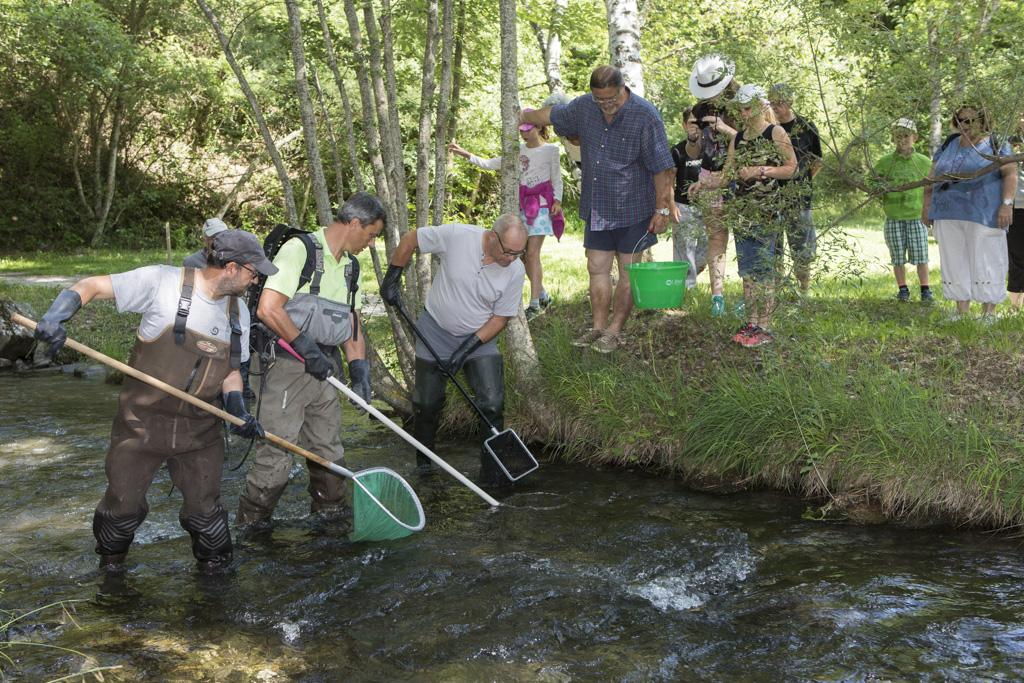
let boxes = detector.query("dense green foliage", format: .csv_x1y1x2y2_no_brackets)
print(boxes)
1,0,1021,250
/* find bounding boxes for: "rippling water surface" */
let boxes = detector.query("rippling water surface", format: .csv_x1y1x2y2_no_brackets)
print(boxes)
2,371,1023,681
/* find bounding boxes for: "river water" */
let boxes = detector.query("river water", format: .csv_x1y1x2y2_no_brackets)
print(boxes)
1,371,1023,681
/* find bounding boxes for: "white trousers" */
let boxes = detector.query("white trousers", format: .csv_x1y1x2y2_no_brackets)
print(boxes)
934,219,1008,304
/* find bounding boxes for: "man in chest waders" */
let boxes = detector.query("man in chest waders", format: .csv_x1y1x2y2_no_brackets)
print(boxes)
235,192,387,527
33,230,275,574
380,215,527,486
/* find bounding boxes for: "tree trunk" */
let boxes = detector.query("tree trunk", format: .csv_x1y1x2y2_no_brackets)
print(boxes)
447,0,466,141
927,21,943,154
196,0,299,227
285,0,333,228
314,0,365,194
312,69,346,205
341,0,416,387
414,0,440,308
89,93,124,247
604,0,644,96
499,0,543,396
218,129,304,218
432,0,456,226
530,0,567,94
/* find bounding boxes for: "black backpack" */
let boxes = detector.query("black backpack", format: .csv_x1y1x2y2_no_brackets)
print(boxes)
247,224,361,350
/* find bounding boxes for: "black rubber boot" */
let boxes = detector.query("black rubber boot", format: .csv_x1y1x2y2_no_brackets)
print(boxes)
93,507,147,565
463,354,509,487
181,505,233,573
411,357,447,471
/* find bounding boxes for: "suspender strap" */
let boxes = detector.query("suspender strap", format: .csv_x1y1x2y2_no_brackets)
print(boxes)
228,296,242,369
174,268,196,346
345,252,360,342
308,237,324,296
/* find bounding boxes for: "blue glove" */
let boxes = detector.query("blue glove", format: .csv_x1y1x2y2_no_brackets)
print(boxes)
443,334,483,375
348,358,371,403
223,390,264,439
35,289,83,360
290,333,334,381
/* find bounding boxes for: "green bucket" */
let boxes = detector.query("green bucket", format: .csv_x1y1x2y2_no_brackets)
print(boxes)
627,261,689,309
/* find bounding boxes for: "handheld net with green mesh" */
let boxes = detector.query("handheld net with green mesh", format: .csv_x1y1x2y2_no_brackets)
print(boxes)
326,461,425,542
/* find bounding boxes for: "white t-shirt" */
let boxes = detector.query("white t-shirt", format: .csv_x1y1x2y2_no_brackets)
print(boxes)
468,142,563,205
111,265,251,362
417,224,526,336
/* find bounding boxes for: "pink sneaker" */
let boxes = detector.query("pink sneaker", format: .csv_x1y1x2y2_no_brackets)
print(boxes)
731,323,756,344
739,327,774,348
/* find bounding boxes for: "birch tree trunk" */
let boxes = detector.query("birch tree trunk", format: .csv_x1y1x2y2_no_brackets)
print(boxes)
314,0,365,193
285,0,333,228
432,0,456,225
218,128,303,218
414,0,440,308
196,0,299,227
499,0,542,390
927,21,943,153
312,69,346,203
604,0,645,96
447,0,467,141
89,94,124,247
530,0,567,94
341,0,416,387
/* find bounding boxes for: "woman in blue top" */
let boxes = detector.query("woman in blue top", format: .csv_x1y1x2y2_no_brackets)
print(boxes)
922,105,1017,320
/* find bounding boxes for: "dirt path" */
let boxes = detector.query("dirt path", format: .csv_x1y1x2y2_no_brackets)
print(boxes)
0,273,78,288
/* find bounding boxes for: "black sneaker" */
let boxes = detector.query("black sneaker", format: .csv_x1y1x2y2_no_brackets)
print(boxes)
539,293,553,311
920,289,934,304
525,303,542,321
897,288,911,302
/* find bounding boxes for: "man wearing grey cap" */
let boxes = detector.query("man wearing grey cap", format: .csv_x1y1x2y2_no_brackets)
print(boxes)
33,229,277,574
768,83,823,293
183,217,231,268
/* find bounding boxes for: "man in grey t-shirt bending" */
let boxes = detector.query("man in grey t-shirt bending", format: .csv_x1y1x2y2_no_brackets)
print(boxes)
380,215,527,485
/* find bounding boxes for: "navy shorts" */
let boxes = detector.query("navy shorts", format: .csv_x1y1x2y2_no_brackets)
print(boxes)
584,218,657,254
735,228,778,281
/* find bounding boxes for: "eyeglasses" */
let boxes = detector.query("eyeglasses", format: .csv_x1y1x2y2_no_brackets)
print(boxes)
494,231,527,257
591,90,622,106
240,263,258,278
956,116,979,125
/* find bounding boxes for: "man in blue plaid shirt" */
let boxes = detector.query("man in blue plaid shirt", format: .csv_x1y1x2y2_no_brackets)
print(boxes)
521,66,677,353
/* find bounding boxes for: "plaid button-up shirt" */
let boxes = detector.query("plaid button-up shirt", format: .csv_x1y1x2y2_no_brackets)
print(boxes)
550,88,674,230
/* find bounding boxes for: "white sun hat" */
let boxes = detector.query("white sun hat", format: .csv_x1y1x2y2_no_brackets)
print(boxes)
733,83,767,105
688,54,736,99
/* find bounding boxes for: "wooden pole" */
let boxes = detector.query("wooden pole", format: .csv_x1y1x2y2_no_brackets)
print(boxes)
164,221,172,264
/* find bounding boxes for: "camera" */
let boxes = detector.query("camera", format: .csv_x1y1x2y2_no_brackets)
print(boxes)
692,101,722,129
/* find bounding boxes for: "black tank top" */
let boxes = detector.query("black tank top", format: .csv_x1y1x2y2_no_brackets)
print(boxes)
733,124,785,197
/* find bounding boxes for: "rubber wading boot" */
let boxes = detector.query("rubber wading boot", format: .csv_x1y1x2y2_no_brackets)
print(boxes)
411,357,447,472
98,553,128,574
235,495,273,529
463,355,510,488
182,506,233,573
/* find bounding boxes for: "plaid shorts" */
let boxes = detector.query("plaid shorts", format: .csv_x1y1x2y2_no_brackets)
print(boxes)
884,219,929,266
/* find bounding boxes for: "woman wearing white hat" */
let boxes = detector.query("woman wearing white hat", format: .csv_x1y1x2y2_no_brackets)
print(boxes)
697,83,797,347
688,54,741,317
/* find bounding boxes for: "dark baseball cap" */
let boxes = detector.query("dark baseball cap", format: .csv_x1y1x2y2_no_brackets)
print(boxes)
211,230,279,276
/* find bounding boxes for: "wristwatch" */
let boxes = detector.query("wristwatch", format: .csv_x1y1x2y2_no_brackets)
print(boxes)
1003,199,1014,207
655,207,670,216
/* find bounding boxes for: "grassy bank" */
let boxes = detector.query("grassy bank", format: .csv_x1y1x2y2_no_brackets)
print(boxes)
4,222,1024,530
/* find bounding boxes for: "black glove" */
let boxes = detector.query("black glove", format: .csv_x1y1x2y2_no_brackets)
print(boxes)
35,289,83,360
443,334,484,375
381,264,404,307
290,332,334,381
348,358,371,403
223,390,265,439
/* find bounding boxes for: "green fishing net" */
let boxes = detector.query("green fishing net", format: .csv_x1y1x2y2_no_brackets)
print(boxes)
349,467,426,542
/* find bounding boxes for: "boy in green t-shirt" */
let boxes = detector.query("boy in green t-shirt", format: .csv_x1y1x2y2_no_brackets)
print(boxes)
873,119,934,302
